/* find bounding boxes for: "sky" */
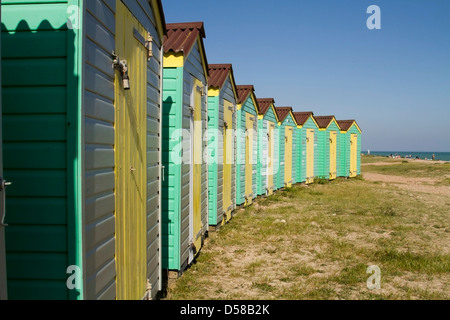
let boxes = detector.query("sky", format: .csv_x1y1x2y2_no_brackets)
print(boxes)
162,0,450,152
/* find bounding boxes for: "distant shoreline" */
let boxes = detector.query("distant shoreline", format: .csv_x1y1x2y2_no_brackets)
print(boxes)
362,153,450,164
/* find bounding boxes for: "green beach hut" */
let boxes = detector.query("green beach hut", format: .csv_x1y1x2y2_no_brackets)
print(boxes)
314,116,341,180
293,112,320,184
207,64,238,229
236,85,259,207
275,107,298,189
162,22,210,273
1,0,167,300
256,98,280,196
337,120,362,178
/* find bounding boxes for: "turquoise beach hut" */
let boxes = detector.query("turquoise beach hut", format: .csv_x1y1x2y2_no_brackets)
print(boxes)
256,98,279,196
275,107,298,189
162,22,210,273
337,120,362,178
293,112,320,184
236,85,259,207
1,0,166,300
314,116,341,180
207,64,238,229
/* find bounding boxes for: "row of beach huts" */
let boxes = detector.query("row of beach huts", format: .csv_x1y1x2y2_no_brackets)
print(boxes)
0,0,361,300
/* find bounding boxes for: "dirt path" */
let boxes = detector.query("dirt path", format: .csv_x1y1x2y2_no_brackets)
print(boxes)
363,172,450,197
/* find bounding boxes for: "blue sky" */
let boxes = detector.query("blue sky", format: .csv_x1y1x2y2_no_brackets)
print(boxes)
162,1,450,152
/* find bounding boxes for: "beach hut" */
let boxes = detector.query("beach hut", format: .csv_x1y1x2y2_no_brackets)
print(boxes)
207,64,238,229
1,0,166,300
293,112,320,184
314,116,341,180
337,120,362,178
256,98,279,196
236,85,259,206
161,22,209,273
275,107,298,189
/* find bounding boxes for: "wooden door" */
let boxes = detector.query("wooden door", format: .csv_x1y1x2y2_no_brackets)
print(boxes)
223,100,233,223
245,113,254,206
329,131,337,180
306,129,315,184
115,1,148,300
350,134,358,178
192,78,203,253
0,4,7,296
285,126,293,188
267,122,275,196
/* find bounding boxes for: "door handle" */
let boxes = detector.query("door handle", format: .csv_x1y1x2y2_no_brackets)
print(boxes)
0,177,12,227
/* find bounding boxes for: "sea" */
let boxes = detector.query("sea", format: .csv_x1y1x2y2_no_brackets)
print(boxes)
362,151,450,162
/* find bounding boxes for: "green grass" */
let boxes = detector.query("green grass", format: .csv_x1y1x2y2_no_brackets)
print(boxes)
165,162,450,300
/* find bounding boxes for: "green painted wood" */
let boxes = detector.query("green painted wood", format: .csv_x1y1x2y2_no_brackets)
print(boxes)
162,66,183,270
1,0,82,300
207,95,219,226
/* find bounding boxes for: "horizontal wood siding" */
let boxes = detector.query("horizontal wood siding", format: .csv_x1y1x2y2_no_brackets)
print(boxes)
162,67,183,270
2,0,72,300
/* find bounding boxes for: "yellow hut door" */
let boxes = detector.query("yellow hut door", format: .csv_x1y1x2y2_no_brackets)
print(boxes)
245,113,254,206
222,100,233,223
191,78,203,255
350,133,358,178
285,127,293,188
306,129,315,184
329,131,337,180
267,123,275,196
115,1,148,300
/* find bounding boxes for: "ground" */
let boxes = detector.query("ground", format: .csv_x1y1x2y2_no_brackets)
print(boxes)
164,156,450,300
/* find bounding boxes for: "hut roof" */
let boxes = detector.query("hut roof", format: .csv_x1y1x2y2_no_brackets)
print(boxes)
314,116,336,129
275,107,293,123
208,64,232,89
293,112,314,126
256,98,275,116
164,22,209,76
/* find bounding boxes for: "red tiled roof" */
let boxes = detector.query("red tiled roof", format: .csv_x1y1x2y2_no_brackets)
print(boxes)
256,98,275,116
208,64,233,89
337,120,355,131
275,107,293,123
314,116,335,129
164,22,205,54
293,112,314,126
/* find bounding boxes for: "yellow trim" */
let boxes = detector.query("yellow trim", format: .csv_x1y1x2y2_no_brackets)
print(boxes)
229,74,239,106
258,114,264,120
163,52,184,67
237,103,242,110
351,122,363,134
278,121,281,126
197,37,209,81
208,87,220,97
319,128,326,131
297,125,302,129
326,118,339,130
150,0,166,42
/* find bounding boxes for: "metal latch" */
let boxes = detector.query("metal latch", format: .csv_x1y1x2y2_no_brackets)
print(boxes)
133,28,153,60
0,177,12,227
112,51,130,90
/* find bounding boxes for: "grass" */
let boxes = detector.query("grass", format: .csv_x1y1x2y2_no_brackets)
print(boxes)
362,155,450,180
165,157,450,300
